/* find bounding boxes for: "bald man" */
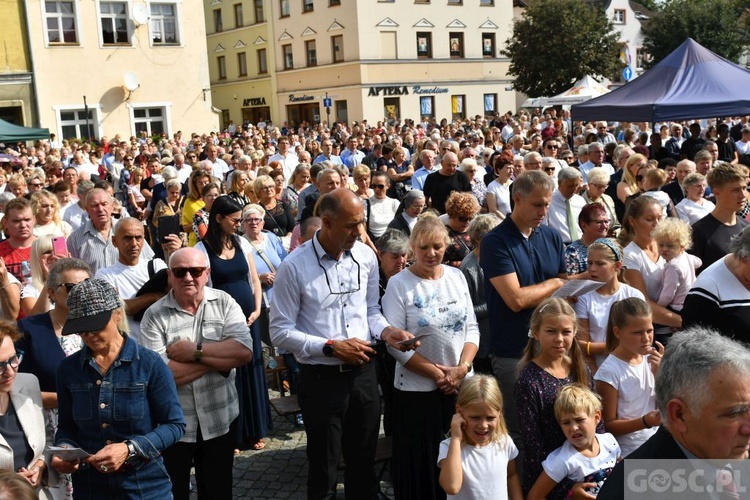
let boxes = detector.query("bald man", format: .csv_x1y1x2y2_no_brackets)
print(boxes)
422,151,472,214
270,189,415,499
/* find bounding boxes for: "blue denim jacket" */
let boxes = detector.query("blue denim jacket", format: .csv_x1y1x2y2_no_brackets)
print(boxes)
56,336,185,499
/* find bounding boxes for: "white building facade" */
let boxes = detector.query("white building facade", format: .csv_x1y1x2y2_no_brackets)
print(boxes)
25,0,219,140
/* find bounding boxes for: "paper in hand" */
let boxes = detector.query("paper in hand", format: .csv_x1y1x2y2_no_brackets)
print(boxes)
49,446,91,461
552,279,605,298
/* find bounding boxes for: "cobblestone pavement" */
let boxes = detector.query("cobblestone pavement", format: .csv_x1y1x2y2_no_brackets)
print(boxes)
190,389,395,499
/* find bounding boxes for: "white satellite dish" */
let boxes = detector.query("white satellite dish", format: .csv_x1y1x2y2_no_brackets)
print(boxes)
131,4,149,27
123,72,140,100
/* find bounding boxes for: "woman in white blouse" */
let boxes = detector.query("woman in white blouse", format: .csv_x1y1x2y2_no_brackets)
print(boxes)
675,172,715,224
383,213,479,500
486,154,514,220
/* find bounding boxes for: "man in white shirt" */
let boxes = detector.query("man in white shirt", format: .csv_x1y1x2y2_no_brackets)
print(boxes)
578,142,614,185
172,153,192,185
270,188,415,500
268,137,299,181
96,218,168,344
544,167,586,245
205,144,228,180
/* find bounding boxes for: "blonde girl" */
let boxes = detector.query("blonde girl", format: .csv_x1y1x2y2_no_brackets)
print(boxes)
439,375,522,499
514,298,598,496
594,297,664,456
616,153,648,204
575,239,645,370
651,218,701,312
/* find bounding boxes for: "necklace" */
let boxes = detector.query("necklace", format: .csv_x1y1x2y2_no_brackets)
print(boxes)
50,311,64,331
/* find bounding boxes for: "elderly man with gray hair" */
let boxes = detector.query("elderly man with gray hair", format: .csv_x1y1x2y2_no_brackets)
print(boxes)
599,326,750,497
543,167,586,245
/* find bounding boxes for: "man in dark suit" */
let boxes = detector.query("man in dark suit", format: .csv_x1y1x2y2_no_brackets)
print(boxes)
599,327,750,498
661,159,696,206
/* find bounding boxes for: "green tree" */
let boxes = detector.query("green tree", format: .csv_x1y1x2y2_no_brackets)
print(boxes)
501,0,622,97
642,0,750,67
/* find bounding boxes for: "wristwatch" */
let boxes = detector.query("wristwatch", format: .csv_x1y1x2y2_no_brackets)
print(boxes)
460,360,473,372
124,440,138,464
194,342,203,362
323,339,335,357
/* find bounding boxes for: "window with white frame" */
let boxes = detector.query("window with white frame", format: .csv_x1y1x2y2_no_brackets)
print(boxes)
100,2,129,44
150,3,179,44
613,9,625,24
133,107,166,135
44,1,79,44
59,109,95,140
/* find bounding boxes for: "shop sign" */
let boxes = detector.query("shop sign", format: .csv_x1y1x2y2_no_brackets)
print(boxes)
243,97,267,106
289,94,316,102
412,86,449,94
368,86,409,96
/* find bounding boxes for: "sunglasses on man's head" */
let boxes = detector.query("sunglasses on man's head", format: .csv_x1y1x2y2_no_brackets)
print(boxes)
171,267,207,279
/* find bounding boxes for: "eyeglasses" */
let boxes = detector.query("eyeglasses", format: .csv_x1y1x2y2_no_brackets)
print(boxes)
171,267,207,279
372,184,386,189
244,218,263,224
0,351,23,376
58,280,88,293
224,216,242,225
544,167,556,173
589,219,610,226
546,145,559,149
29,183,42,187
313,241,361,296
124,158,133,161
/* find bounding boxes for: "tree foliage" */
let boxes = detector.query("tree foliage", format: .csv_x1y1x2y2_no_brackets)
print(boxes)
641,0,750,68
501,0,622,98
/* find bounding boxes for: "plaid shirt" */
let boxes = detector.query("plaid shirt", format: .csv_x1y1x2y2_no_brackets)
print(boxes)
140,287,253,442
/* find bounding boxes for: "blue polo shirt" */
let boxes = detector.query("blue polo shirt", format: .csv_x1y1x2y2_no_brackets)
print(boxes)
480,216,566,358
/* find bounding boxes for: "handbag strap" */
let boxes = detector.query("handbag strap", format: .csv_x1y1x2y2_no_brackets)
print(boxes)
249,236,276,273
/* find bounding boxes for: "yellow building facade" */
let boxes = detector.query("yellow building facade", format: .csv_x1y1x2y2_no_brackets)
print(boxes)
205,0,278,130
269,0,517,126
0,0,36,126
24,0,219,140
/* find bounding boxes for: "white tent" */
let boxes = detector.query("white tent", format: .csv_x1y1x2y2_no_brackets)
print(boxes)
539,75,611,107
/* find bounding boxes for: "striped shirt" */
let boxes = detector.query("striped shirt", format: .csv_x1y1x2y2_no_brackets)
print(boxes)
66,219,154,274
140,287,253,442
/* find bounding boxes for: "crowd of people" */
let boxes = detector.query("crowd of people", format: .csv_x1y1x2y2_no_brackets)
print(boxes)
0,109,749,499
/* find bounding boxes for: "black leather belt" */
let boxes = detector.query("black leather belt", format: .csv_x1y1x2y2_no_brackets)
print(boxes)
300,362,372,374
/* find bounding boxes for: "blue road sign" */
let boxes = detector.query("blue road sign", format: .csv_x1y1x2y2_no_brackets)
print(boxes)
623,67,633,81
323,97,332,108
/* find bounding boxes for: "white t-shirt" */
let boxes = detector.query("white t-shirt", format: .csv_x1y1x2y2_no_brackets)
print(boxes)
1,274,21,318
542,432,620,490
574,284,645,366
96,258,167,344
486,180,512,217
594,356,657,456
437,436,519,500
367,196,400,239
62,203,89,232
623,242,665,302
